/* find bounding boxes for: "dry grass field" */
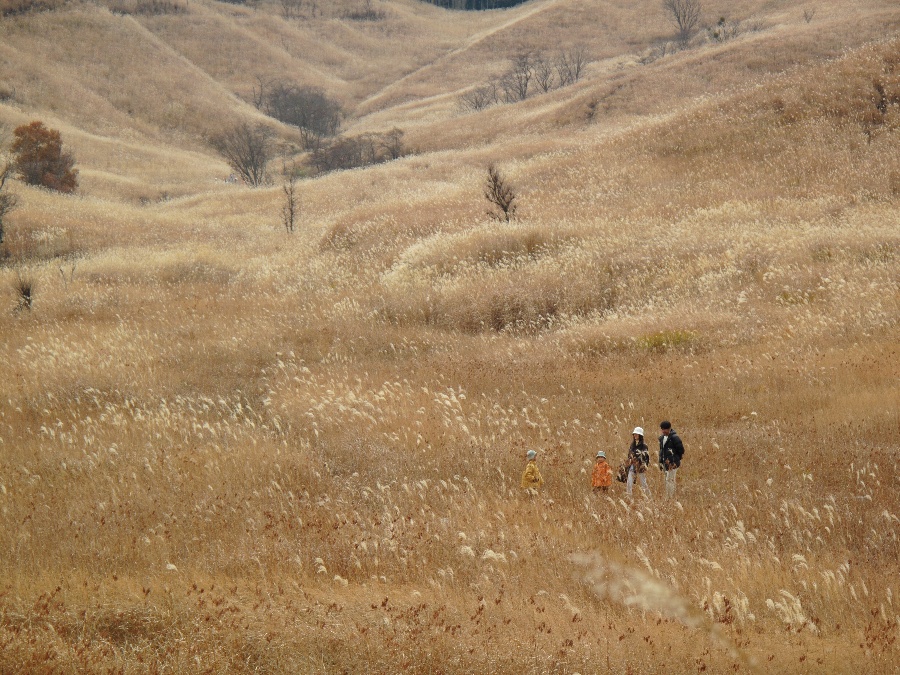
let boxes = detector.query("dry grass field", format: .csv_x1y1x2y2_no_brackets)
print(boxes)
0,0,898,672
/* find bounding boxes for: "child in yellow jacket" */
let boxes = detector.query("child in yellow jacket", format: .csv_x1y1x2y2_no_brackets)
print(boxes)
592,451,613,493
521,450,544,492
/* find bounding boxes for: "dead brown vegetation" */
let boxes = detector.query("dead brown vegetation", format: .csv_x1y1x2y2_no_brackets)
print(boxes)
0,1,898,672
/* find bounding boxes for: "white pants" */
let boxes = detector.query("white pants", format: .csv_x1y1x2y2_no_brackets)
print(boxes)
665,467,678,498
626,466,650,497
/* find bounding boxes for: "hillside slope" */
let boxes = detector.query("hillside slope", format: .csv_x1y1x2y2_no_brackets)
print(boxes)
0,0,897,199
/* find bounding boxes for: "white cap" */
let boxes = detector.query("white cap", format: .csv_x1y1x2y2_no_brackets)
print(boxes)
632,427,644,436
527,450,537,460
596,451,606,458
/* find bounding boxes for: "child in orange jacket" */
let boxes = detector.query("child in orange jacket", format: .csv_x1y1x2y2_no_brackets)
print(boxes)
592,451,613,493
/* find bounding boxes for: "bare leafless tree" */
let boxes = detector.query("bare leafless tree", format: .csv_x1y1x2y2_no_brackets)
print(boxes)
502,52,534,102
380,128,405,160
663,0,701,43
555,51,574,87
0,128,17,246
533,53,555,93
484,164,518,222
0,199,15,245
555,46,591,87
802,8,815,23
0,168,17,246
459,83,499,112
497,73,518,104
251,75,276,111
211,123,272,187
567,45,591,82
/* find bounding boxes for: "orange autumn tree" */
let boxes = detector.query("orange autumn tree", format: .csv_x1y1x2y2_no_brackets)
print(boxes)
12,121,78,193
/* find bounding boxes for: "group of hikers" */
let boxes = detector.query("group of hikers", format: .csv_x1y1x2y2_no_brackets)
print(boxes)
521,421,685,499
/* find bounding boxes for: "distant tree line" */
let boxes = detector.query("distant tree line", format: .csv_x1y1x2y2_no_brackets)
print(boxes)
421,0,528,9
0,0,63,16
108,0,188,16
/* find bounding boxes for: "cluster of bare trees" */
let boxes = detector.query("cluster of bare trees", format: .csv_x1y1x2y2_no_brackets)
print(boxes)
215,79,343,188
211,124,405,188
311,128,404,174
252,80,342,150
342,0,385,21
460,47,592,112
651,0,763,61
278,0,316,20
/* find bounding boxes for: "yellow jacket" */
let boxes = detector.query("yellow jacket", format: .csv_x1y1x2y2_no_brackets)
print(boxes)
521,461,544,490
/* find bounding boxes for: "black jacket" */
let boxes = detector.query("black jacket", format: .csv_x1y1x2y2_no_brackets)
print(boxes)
658,430,684,469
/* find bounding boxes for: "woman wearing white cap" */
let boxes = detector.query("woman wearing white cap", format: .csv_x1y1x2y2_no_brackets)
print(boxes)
625,427,651,498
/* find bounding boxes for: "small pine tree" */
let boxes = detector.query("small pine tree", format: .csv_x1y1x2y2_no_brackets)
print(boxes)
11,121,78,193
281,161,299,234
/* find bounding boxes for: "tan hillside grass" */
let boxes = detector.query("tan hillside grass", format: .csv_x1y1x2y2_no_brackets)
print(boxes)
0,0,899,672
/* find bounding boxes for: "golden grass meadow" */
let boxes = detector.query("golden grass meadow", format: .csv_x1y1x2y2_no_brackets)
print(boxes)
0,0,898,672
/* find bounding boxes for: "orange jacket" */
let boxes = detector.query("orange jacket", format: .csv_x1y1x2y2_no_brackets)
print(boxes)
592,458,612,488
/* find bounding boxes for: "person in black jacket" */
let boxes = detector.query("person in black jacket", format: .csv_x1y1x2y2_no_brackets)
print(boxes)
625,427,651,499
658,420,684,499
